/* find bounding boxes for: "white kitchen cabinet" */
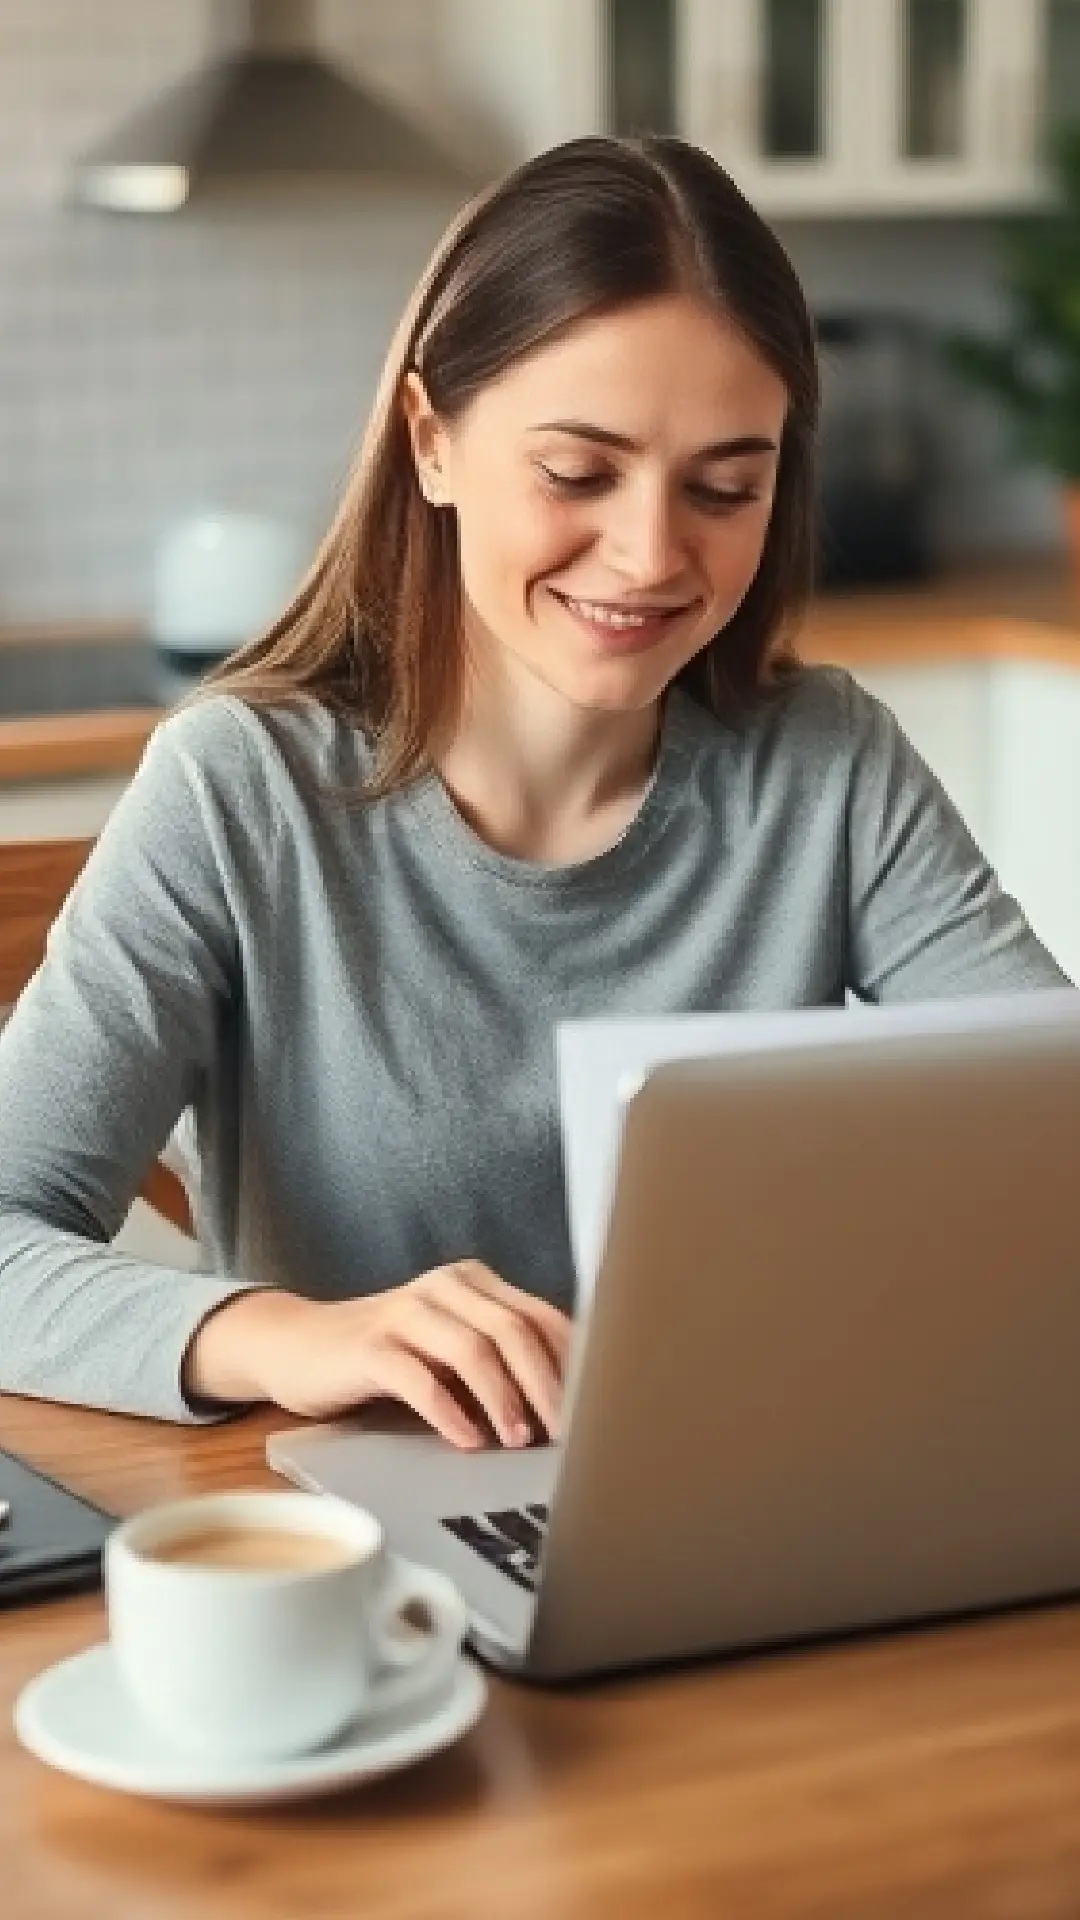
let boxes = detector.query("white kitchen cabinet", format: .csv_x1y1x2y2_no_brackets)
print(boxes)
850,659,1080,984
965,0,1044,204
853,0,1043,213
440,0,1052,216
679,0,867,212
680,0,1046,215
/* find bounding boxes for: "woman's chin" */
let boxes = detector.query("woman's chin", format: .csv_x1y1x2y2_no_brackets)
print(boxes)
558,664,675,716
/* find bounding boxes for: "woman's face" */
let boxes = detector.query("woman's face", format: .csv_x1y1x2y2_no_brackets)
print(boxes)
403,293,789,716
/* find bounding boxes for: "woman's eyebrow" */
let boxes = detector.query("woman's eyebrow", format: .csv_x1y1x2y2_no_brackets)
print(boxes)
529,420,779,459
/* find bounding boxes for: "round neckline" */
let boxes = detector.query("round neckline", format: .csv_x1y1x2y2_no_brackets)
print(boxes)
400,686,704,893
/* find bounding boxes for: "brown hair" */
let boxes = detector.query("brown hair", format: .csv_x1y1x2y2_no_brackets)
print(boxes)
190,134,819,802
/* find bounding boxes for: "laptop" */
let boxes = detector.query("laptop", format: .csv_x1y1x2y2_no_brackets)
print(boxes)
268,988,1080,1683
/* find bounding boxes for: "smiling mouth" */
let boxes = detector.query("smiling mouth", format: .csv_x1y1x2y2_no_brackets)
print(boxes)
549,590,698,631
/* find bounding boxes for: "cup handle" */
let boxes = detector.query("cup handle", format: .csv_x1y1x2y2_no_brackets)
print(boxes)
367,1555,469,1716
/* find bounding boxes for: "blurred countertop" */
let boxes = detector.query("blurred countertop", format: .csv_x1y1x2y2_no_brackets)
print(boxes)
2,557,1080,783
797,557,1080,670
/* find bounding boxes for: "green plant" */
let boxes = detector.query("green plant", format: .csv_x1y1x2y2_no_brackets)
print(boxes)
946,124,1080,480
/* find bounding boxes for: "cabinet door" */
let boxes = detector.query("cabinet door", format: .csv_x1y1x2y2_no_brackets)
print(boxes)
833,0,1043,212
677,0,758,175
678,0,1045,215
678,0,863,211
965,0,1042,205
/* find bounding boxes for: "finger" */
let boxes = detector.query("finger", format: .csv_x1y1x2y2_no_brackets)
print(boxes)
358,1341,487,1450
450,1263,574,1372
399,1298,532,1448
429,1281,563,1439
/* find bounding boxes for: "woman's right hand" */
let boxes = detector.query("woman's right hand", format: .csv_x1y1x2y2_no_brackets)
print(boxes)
183,1261,573,1449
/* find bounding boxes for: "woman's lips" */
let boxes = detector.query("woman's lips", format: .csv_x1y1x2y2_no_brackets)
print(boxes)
549,589,698,653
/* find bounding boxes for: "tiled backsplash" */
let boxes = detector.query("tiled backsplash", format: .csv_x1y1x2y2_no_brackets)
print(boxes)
0,1,1064,627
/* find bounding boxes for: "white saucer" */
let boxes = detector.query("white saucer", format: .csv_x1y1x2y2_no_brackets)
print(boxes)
14,1643,487,1807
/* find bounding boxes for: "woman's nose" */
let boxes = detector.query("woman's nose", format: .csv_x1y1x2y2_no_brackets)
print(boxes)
602,482,688,587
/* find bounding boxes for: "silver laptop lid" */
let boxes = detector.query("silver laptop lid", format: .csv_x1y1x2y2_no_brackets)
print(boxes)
528,1004,1080,1678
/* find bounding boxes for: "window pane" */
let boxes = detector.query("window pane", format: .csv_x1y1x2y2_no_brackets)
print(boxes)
608,0,676,136
903,0,967,159
763,0,824,160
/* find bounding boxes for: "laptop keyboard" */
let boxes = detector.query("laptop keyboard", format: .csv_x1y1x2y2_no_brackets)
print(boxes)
440,1503,549,1593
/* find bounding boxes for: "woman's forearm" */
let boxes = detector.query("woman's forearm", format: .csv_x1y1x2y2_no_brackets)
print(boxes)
0,1205,269,1422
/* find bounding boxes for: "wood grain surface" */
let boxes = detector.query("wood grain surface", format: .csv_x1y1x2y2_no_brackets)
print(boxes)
4,1393,1080,1920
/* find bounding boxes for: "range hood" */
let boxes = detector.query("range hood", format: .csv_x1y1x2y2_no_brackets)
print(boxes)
71,0,472,213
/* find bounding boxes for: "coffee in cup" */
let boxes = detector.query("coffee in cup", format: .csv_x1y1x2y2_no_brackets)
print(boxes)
144,1525,355,1573
106,1490,468,1762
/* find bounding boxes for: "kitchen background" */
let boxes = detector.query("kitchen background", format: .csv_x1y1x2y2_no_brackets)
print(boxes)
0,0,1072,632
3,0,1080,980
0,0,468,632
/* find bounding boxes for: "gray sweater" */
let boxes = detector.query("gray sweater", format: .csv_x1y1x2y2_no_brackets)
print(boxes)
0,668,1069,1423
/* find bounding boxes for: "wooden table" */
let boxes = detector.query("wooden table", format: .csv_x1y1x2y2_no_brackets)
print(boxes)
6,1399,1080,1920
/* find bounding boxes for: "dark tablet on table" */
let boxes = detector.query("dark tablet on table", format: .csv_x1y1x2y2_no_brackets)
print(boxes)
0,1446,115,1605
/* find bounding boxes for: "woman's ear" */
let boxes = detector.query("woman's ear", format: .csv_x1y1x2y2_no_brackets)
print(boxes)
401,370,447,503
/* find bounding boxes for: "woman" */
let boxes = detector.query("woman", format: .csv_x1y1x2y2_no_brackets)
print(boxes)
0,136,1067,1444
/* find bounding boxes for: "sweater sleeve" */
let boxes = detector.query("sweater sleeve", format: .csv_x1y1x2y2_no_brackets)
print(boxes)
842,671,1074,1002
0,700,267,1422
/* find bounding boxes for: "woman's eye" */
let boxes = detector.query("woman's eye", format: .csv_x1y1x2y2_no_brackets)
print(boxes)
689,484,761,513
537,465,605,494
537,465,758,512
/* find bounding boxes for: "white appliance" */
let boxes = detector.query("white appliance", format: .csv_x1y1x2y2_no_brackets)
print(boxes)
151,510,310,701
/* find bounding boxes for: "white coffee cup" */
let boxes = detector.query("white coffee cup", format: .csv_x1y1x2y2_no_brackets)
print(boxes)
105,1489,468,1762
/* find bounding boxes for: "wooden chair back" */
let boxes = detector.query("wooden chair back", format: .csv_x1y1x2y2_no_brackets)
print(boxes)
0,837,193,1236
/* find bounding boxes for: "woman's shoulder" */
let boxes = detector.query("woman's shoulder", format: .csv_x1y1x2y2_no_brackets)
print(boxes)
673,661,878,759
112,694,370,867
152,689,372,792
158,688,337,754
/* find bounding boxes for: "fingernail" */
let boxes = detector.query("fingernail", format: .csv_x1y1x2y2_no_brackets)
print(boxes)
510,1421,531,1448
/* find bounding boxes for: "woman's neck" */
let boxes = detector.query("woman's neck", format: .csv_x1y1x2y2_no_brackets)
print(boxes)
431,672,666,864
